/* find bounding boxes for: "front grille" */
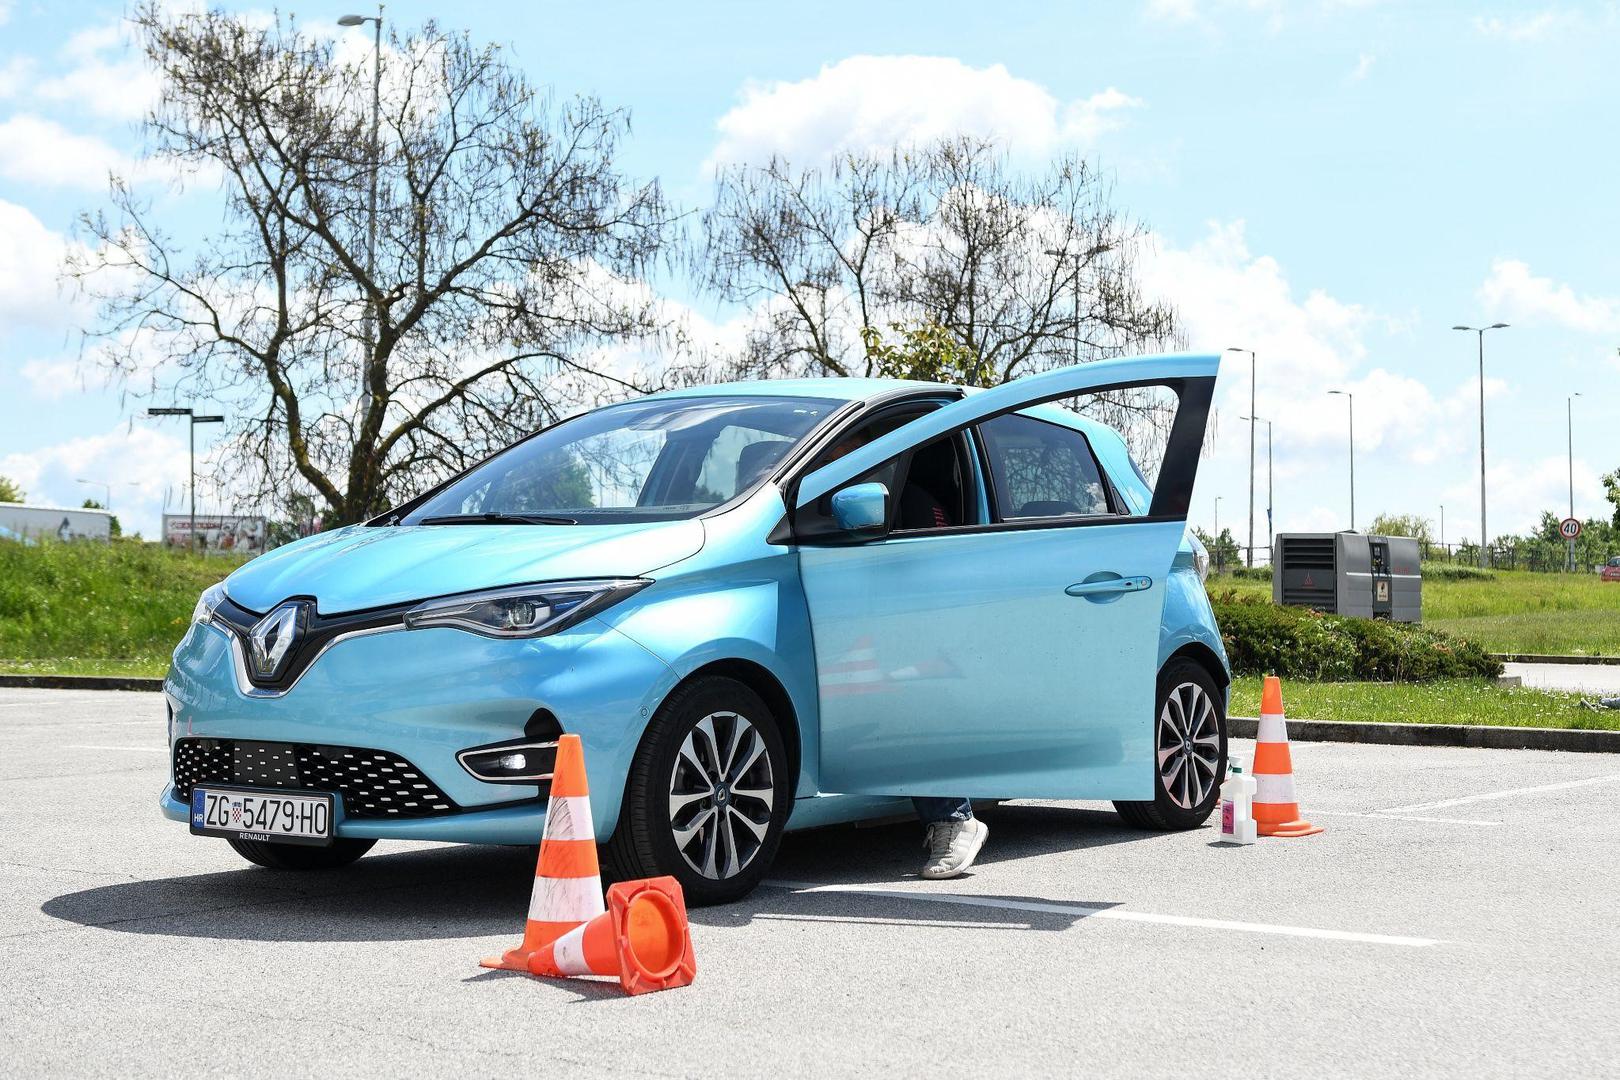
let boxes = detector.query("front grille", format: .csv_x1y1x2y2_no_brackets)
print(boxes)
172,738,458,818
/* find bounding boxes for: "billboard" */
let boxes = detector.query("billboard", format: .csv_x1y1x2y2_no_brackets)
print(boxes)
163,514,269,556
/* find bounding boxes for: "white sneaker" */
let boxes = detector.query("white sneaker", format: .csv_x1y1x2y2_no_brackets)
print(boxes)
921,818,989,880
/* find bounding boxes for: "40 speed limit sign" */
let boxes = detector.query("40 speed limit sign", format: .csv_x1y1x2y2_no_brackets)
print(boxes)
1560,517,1582,540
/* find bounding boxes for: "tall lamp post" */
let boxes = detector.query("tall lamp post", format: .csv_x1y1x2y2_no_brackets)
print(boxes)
75,478,113,509
1452,322,1509,567
340,7,384,420
1226,347,1257,567
147,407,225,551
1568,392,1582,572
1439,503,1446,558
1240,414,1272,562
1327,389,1355,531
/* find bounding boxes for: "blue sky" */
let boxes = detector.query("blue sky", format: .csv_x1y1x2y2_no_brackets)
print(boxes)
1,0,1617,546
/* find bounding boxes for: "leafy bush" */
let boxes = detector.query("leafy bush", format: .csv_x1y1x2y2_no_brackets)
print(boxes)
1421,564,1497,583
1225,565,1272,582
1210,591,1503,682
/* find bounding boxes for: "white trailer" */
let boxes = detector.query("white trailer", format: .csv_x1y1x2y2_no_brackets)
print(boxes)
0,504,115,542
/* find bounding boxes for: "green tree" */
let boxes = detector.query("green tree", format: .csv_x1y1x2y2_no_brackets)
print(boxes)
1604,470,1620,528
1368,512,1433,544
1193,527,1241,573
81,499,122,538
0,475,24,503
860,322,995,386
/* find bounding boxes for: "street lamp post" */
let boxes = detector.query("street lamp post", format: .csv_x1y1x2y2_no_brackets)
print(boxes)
75,478,112,510
1568,392,1582,572
1227,348,1257,567
1241,414,1272,562
1327,390,1355,531
147,407,226,551
340,7,384,422
1452,323,1509,568
1439,504,1446,558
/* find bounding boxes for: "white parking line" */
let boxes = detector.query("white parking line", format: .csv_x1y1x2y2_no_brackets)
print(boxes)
764,881,1440,947
1380,773,1620,813
64,745,167,753
1309,810,1502,826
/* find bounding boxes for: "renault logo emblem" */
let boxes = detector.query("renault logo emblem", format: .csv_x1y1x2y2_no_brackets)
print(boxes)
248,601,309,680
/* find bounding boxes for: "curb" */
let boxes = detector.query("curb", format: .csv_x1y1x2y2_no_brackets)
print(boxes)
1493,653,1620,666
0,674,164,692
1231,716,1620,754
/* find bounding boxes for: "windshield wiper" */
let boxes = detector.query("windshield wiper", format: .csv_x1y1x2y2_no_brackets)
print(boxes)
419,512,579,526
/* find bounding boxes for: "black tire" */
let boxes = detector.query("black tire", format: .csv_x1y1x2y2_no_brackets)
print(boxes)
605,676,791,906
227,836,376,870
1113,657,1228,831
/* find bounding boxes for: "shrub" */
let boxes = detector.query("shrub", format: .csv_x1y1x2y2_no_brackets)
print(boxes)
1421,564,1497,583
1210,591,1502,682
1225,565,1272,582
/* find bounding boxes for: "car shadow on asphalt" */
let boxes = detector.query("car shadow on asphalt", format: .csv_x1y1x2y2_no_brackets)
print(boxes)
40,803,1161,944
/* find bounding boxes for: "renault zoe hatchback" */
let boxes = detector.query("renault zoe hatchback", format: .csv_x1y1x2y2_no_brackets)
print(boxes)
163,353,1229,903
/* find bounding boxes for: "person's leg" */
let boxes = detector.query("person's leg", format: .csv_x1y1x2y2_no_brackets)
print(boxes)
913,797,988,879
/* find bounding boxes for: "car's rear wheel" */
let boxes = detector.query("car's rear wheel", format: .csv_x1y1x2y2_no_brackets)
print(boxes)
605,676,791,906
1114,657,1227,830
226,836,376,870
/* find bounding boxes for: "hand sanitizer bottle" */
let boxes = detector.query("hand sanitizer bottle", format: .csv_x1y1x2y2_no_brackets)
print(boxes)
1217,754,1257,845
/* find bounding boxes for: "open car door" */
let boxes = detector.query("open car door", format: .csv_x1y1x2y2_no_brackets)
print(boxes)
793,353,1219,799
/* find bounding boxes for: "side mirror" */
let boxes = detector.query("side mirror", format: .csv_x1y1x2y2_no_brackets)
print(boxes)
830,482,889,534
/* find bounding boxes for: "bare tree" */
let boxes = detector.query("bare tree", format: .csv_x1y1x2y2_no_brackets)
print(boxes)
701,136,1182,456
70,7,675,525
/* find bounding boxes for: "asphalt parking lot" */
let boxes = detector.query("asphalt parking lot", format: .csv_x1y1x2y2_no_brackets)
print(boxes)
4,687,1619,1078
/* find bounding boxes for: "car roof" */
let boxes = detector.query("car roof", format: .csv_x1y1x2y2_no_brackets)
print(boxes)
642,377,955,403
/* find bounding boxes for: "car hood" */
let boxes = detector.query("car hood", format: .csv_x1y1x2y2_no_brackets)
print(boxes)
225,520,705,615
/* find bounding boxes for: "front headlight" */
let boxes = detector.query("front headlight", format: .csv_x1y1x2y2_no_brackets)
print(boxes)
402,579,650,639
192,582,227,627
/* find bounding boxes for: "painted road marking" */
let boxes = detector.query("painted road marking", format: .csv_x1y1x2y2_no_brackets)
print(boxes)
1310,810,1502,826
65,745,168,753
764,881,1440,947
1380,773,1620,813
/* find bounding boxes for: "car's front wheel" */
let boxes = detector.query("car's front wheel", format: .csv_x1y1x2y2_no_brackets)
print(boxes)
1113,657,1227,830
227,836,376,870
605,676,791,906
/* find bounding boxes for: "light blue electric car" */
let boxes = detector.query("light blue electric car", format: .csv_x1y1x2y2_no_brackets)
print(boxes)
162,353,1229,903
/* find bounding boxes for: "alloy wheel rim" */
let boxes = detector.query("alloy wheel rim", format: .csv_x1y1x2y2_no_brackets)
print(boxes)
668,711,775,880
1157,681,1220,810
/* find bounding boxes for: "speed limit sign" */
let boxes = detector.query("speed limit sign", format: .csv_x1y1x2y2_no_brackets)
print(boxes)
1560,517,1582,540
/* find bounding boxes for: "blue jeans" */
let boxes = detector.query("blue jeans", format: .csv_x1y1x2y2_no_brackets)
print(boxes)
913,797,973,824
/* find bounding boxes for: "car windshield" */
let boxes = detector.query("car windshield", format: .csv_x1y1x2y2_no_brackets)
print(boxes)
401,395,840,525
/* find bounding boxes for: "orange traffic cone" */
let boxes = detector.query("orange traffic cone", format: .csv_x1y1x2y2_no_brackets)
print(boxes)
1252,676,1323,838
480,734,605,971
528,876,697,996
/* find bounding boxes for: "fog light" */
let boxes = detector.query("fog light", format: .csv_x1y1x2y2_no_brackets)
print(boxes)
456,740,558,784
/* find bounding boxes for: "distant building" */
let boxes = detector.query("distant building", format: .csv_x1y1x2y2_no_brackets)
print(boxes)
0,504,116,542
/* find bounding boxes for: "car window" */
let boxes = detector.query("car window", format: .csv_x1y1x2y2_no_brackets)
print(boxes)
402,395,838,525
977,412,1113,521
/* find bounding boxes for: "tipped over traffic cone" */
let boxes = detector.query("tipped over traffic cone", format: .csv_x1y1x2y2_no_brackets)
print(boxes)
528,876,697,996
480,734,605,971
1252,676,1323,838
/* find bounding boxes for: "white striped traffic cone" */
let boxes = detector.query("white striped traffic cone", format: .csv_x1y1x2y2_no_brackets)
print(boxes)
1252,676,1323,838
480,734,606,971
528,875,698,996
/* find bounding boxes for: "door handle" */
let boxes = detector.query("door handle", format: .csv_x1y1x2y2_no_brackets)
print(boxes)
1065,576,1153,597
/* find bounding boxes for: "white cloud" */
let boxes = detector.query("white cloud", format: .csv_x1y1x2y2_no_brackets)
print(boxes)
0,114,151,190
1349,53,1377,81
35,22,165,122
0,424,193,540
707,56,1141,169
1473,10,1578,41
0,199,86,336
1478,259,1620,335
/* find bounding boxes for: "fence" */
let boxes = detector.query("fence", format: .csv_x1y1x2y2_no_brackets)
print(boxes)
1209,541,1615,576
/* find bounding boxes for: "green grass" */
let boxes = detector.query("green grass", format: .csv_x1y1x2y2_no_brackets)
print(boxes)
1229,676,1619,731
1209,566,1620,656
0,540,245,678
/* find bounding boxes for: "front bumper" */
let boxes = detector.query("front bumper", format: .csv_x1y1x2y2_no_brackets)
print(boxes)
162,614,679,842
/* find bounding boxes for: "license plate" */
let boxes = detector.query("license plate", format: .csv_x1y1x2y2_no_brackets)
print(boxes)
190,786,335,847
